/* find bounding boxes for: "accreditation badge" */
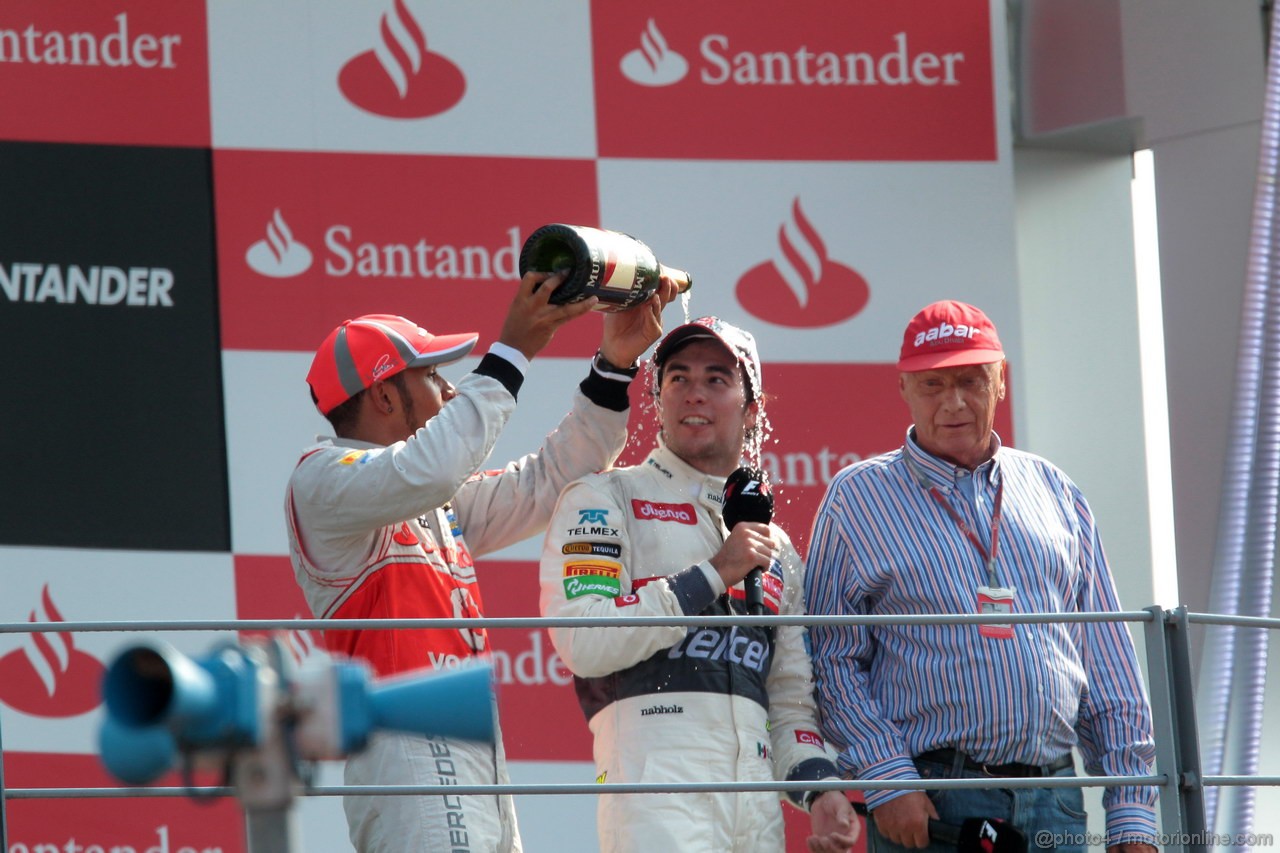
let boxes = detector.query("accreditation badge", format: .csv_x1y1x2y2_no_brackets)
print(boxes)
976,585,1016,639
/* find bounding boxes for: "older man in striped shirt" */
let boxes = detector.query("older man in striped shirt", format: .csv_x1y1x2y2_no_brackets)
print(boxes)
804,301,1158,852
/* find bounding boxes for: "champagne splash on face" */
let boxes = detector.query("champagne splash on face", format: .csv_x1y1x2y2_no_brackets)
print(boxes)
640,359,662,432
744,404,774,472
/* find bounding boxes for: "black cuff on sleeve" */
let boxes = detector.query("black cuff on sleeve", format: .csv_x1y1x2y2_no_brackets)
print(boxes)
580,352,638,412
786,757,842,808
666,565,717,615
475,352,524,399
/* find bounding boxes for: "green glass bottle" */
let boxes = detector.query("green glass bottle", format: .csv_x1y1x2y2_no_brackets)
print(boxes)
519,224,692,312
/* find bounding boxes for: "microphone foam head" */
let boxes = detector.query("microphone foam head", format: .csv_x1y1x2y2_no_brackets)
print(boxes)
721,466,773,529
957,817,1028,853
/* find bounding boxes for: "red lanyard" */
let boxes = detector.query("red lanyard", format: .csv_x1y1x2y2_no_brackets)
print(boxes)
928,479,1004,587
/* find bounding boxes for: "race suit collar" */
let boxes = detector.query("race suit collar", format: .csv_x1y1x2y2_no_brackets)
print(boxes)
649,438,733,509
322,434,384,449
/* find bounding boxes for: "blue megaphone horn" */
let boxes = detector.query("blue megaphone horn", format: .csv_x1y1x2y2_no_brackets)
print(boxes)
99,639,497,786
324,660,496,755
97,715,179,786
98,641,262,786
102,641,260,743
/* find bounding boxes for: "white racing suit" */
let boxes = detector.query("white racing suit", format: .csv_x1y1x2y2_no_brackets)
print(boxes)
539,442,841,852
286,353,632,853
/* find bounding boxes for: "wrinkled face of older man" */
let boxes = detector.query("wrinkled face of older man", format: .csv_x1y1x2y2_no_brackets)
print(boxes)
899,361,1006,470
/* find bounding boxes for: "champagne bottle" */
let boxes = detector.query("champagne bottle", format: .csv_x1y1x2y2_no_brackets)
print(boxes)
518,224,693,312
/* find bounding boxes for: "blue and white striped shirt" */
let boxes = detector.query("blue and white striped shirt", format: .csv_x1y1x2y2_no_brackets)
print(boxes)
804,430,1157,841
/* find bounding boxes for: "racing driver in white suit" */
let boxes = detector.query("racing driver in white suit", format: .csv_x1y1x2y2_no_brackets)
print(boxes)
286,270,677,853
539,317,861,852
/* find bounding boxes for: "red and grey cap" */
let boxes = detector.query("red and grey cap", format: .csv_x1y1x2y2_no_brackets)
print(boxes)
897,300,1005,372
653,316,763,400
307,314,478,415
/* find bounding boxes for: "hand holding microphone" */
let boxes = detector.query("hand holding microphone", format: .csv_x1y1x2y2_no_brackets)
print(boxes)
720,467,775,616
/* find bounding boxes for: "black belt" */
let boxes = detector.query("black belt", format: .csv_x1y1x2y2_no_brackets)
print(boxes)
915,748,1073,778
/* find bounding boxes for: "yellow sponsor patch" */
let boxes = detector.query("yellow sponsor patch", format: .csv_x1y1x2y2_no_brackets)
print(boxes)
562,541,623,559
339,450,367,465
563,559,621,578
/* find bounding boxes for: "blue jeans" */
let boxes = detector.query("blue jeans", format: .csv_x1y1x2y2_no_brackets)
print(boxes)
867,756,1088,853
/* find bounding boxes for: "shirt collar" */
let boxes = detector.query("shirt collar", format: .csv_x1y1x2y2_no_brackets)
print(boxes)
651,437,732,508
323,434,383,449
902,427,1003,492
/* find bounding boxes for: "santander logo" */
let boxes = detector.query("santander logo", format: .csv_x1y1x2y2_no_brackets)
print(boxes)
737,198,869,328
392,520,418,545
622,26,965,90
242,215,520,282
338,0,465,119
245,209,313,278
620,19,688,86
0,13,182,70
0,585,105,718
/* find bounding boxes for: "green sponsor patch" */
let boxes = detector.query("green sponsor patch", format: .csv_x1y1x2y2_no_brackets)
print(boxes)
564,574,621,599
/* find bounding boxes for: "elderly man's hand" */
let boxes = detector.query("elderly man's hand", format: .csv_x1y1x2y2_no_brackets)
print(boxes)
872,792,936,849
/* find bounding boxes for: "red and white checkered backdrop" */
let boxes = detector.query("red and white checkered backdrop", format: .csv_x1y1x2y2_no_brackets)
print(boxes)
0,1,1019,849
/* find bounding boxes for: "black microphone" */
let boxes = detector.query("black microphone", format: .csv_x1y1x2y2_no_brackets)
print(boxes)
931,816,1028,853
721,466,774,617
851,802,1028,853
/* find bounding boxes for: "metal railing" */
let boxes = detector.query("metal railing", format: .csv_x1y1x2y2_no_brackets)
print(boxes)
1,606,1277,852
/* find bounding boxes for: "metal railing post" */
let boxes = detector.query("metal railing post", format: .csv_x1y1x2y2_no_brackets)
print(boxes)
1,705,8,852
1166,606,1208,838
245,807,302,853
1144,605,1191,850
1144,605,1209,848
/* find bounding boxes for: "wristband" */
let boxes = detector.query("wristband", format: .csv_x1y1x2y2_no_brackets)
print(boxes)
580,350,637,412
592,350,640,381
